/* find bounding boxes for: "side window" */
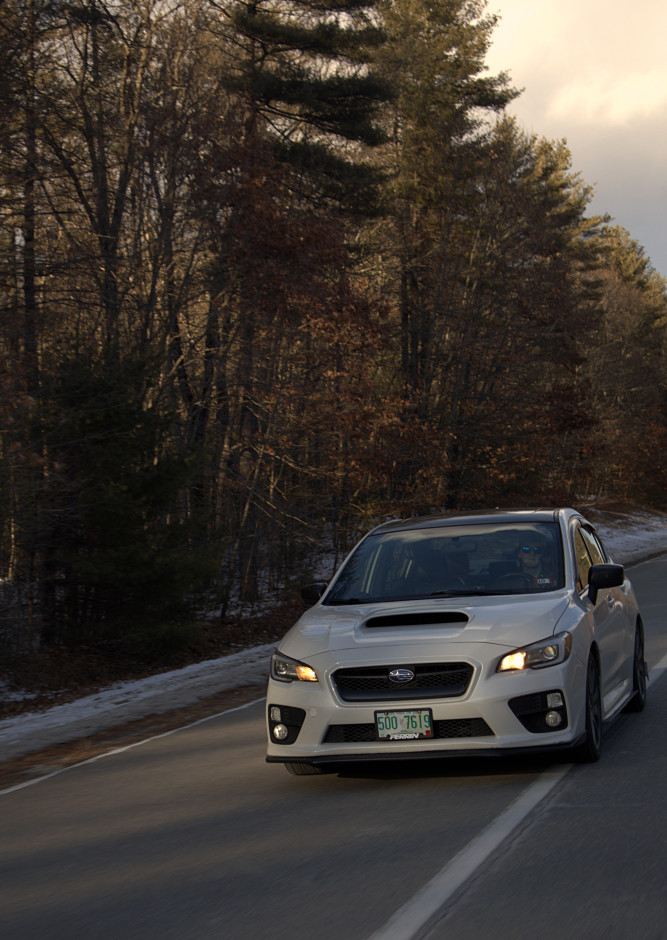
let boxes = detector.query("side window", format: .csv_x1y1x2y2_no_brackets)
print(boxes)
580,527,604,566
590,527,609,562
574,528,592,592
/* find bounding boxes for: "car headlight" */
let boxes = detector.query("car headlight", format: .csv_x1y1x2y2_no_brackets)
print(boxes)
497,632,572,672
271,652,318,683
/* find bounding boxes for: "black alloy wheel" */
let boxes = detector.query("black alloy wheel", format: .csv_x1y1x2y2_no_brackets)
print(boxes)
574,654,602,763
624,625,647,713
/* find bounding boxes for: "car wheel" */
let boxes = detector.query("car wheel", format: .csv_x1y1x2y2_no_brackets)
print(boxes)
284,762,325,776
573,654,602,763
624,625,647,713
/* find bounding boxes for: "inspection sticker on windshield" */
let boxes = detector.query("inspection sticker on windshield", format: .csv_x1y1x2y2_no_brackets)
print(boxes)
376,709,433,740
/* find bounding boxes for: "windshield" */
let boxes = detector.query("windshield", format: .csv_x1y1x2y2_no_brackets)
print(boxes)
324,522,565,604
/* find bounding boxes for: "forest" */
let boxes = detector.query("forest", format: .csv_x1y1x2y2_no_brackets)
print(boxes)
1,0,666,658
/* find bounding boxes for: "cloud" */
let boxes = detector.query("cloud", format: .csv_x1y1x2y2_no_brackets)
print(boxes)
548,69,667,126
485,0,667,275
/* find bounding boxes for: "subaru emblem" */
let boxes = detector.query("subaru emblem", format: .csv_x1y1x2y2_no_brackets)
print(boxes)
389,668,415,683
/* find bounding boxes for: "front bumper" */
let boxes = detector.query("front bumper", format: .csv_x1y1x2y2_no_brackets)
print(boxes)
266,644,587,765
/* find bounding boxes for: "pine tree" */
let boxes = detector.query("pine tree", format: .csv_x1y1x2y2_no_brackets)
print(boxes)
583,226,667,507
217,0,389,210
375,0,517,404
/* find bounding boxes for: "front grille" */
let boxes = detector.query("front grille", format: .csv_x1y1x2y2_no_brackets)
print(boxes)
323,717,493,744
332,662,473,702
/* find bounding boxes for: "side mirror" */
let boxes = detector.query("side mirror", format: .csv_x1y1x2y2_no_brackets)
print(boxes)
588,563,624,604
300,581,328,606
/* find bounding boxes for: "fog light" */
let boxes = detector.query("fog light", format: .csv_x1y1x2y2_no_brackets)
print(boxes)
545,710,563,728
546,692,564,708
268,704,307,745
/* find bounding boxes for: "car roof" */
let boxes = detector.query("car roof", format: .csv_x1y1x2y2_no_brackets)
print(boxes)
369,508,574,535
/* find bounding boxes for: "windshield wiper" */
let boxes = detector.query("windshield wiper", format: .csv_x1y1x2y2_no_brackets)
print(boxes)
426,589,497,597
331,589,503,604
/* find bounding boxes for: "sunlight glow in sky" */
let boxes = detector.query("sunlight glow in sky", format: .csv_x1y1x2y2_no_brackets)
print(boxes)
485,0,667,277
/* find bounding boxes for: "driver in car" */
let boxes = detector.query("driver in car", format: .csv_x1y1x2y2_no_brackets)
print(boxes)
516,538,556,590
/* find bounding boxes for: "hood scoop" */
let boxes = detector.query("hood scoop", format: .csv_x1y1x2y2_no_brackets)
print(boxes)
365,611,469,628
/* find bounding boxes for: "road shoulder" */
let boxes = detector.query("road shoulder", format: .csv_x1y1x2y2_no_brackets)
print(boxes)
0,683,266,791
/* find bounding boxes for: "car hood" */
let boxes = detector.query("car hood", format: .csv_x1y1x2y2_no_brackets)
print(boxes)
279,593,572,660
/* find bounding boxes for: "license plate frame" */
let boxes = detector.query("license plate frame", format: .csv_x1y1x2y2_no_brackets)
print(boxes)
375,708,434,740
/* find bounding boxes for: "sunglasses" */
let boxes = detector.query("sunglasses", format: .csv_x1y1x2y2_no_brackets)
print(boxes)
520,546,543,554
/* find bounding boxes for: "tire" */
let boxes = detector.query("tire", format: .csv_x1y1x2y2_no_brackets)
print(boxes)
624,625,647,713
573,654,602,763
284,762,325,776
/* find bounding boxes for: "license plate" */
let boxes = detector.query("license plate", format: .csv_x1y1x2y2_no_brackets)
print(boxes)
375,709,433,740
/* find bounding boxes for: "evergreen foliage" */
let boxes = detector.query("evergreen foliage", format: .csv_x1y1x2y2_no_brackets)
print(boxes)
221,0,389,207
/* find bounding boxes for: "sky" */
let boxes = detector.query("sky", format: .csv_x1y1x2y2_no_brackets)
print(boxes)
484,0,667,278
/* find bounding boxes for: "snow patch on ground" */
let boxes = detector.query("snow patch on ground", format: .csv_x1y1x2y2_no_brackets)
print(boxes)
0,643,276,762
595,514,667,563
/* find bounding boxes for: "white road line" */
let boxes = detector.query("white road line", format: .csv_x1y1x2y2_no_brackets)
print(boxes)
369,653,667,940
367,766,570,940
647,653,667,688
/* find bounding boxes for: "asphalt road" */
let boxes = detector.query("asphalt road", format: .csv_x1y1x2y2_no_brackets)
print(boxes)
1,556,665,940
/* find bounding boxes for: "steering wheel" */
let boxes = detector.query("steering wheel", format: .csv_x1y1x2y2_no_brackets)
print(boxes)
498,572,535,588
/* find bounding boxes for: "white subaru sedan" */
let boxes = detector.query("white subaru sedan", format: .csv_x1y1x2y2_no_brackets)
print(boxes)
266,509,647,775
